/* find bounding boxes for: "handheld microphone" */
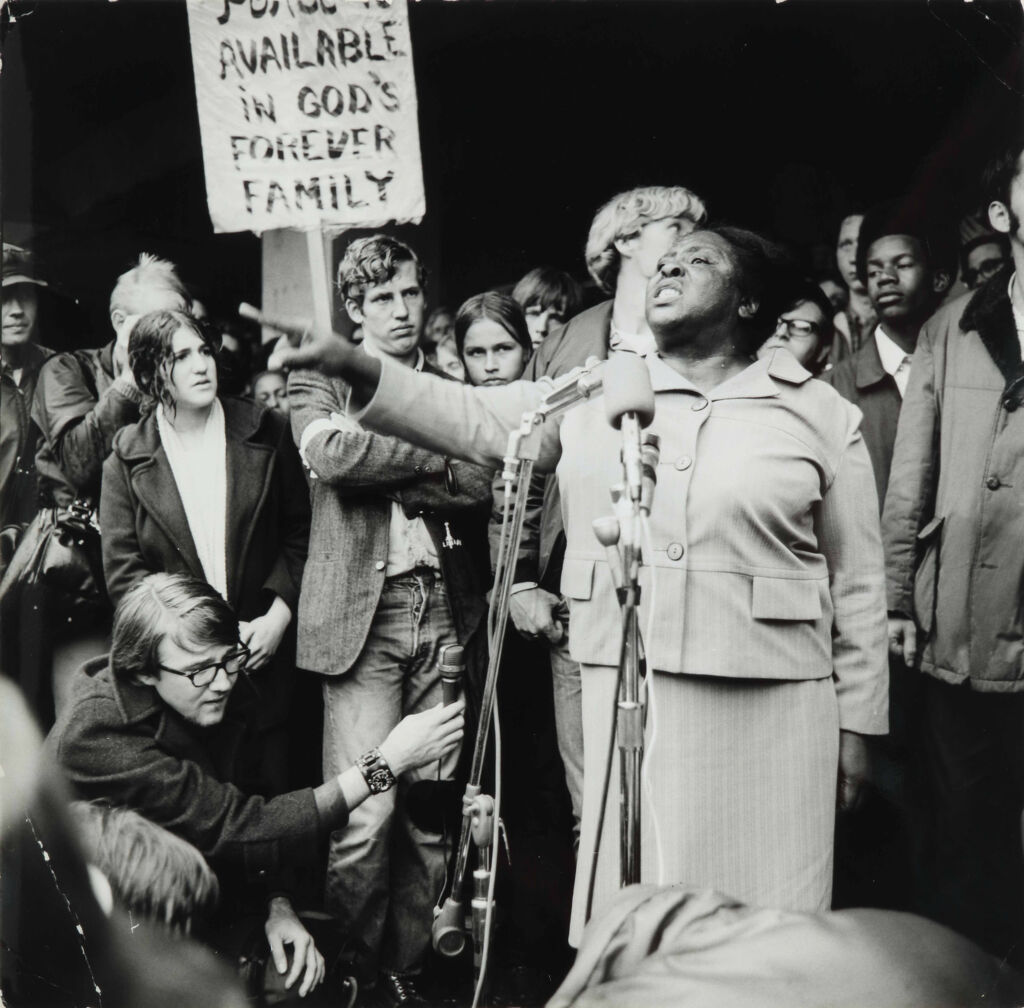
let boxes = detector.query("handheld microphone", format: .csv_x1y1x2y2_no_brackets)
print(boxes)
603,355,655,504
439,644,465,706
592,517,624,591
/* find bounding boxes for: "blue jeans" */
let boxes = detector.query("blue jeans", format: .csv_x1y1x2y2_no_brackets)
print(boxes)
549,602,583,849
322,572,458,975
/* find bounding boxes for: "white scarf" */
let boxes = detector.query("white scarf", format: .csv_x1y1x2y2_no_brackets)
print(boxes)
156,399,229,600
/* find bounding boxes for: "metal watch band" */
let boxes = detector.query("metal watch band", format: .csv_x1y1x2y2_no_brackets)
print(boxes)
357,747,396,795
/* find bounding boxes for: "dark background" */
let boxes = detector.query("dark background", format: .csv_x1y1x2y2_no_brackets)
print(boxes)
2,0,1021,343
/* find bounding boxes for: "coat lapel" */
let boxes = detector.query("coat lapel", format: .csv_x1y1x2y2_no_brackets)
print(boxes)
223,398,275,603
126,421,205,579
853,337,889,391
961,269,1022,388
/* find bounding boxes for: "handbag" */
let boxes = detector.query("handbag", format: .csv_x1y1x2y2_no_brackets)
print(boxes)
0,500,110,637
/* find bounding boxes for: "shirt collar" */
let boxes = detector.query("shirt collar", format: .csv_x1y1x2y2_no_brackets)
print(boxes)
361,338,425,372
873,326,911,378
647,347,809,399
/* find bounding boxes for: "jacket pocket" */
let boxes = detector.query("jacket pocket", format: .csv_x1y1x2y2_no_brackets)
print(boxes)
561,557,595,601
751,576,823,621
912,516,944,637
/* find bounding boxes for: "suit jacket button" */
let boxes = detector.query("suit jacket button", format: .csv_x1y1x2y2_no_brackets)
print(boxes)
667,542,684,561
374,560,386,570
674,456,692,471
986,476,1001,490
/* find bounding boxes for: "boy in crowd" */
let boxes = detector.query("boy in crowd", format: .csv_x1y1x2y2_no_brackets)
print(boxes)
288,235,493,1006
824,199,955,913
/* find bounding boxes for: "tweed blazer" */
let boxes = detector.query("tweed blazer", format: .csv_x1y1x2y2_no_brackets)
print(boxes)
288,360,492,677
357,348,889,735
823,335,904,509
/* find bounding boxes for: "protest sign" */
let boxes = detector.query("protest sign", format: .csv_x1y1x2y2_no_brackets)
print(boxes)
185,0,425,235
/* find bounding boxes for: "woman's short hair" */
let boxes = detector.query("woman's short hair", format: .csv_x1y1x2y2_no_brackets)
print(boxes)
70,802,219,936
704,226,805,357
109,253,191,319
454,292,533,360
511,267,584,322
128,310,220,415
585,186,708,294
336,235,426,308
111,573,239,684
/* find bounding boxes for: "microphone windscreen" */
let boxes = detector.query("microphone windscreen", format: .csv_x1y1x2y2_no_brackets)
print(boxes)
439,644,465,674
603,354,655,430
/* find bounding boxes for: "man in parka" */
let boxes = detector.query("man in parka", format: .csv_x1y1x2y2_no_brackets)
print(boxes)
882,129,1024,964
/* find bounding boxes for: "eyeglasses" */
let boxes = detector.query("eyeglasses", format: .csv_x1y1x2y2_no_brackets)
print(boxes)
964,258,1006,289
157,646,250,688
773,317,821,339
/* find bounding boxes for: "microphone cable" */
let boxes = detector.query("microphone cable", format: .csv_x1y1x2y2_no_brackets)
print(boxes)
639,514,665,886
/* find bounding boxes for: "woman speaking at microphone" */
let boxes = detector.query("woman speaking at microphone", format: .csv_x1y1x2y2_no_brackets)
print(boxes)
269,226,889,943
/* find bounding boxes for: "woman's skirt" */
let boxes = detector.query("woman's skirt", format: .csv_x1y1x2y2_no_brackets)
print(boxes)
569,666,839,945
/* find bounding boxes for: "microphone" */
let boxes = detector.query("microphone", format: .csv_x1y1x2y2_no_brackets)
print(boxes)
640,432,661,517
432,897,465,957
603,355,655,505
536,356,604,414
439,644,464,706
592,517,624,592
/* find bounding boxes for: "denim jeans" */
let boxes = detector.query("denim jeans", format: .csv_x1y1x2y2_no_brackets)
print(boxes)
548,600,583,849
322,571,458,975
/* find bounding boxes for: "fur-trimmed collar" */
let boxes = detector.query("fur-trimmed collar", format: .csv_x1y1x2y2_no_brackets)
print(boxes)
960,267,1023,388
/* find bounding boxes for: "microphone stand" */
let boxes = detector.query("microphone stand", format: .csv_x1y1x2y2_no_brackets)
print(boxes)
586,429,658,918
614,484,644,890
433,374,602,1001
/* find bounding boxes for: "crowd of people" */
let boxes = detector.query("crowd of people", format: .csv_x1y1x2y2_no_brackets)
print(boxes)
2,123,1023,1008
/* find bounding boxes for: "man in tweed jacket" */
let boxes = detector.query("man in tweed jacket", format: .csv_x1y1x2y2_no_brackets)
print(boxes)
288,236,491,1004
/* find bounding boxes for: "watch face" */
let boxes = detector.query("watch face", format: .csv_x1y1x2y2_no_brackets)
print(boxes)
368,769,393,793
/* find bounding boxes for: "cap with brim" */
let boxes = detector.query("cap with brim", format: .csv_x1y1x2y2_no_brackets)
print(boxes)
2,272,48,289
3,246,49,289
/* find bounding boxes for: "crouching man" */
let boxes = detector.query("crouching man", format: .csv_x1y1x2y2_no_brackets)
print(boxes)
46,572,464,1002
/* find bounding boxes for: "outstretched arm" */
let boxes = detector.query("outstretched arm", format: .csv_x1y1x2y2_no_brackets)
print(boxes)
274,326,559,472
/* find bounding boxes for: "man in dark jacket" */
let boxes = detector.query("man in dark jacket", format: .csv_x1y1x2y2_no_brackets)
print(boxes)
825,200,955,508
0,245,53,541
288,235,492,1006
883,131,1024,963
23,253,191,724
47,573,464,1001
824,199,955,914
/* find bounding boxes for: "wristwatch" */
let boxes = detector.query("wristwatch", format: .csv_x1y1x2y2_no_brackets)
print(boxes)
357,748,396,794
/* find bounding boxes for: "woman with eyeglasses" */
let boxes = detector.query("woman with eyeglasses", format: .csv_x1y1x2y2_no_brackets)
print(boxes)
755,281,835,375
99,310,311,797
48,573,465,1003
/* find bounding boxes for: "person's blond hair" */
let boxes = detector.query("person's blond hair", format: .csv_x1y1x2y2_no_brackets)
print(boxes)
585,186,707,293
109,253,190,319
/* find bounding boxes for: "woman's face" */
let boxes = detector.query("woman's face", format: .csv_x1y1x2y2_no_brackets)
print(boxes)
168,326,218,411
461,318,528,386
646,231,742,344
